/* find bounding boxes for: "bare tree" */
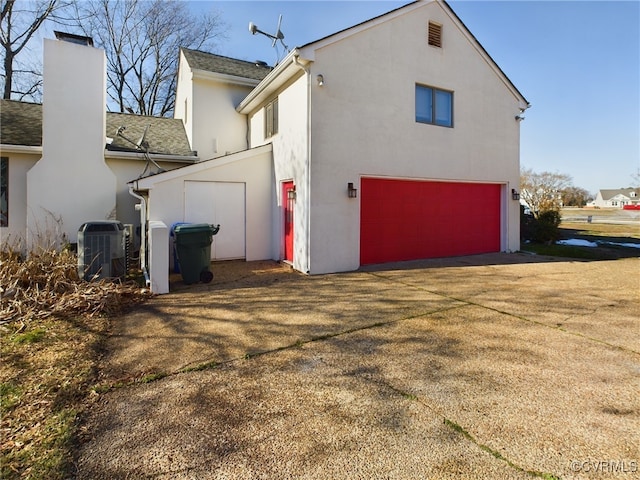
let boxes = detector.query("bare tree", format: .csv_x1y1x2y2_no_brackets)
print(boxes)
561,186,592,207
0,0,70,100
72,0,225,117
520,167,572,218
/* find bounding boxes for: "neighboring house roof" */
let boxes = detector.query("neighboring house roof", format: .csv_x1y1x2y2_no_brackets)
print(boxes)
1,99,195,157
0,99,43,146
180,48,273,81
599,188,638,200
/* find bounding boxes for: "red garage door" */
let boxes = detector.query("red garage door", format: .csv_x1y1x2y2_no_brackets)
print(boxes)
360,178,501,265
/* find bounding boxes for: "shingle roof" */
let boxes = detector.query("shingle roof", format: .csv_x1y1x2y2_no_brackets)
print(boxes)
0,99,42,146
599,188,639,200
106,112,194,156
181,48,272,81
1,99,195,157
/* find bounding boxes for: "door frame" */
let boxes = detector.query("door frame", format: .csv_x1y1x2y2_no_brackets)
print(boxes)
282,181,295,263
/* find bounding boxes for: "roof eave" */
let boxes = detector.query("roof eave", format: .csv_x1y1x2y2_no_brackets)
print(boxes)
440,0,529,108
237,49,308,114
297,1,422,61
294,0,529,109
192,68,262,87
131,143,272,189
0,144,42,155
104,150,199,163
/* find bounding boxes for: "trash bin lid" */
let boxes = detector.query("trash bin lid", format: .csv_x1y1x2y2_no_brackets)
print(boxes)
170,222,190,237
173,223,219,235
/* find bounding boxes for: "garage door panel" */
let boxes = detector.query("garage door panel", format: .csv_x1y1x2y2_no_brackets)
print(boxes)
184,181,246,260
360,178,501,265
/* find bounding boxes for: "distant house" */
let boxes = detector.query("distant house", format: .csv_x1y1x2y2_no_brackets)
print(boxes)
1,0,529,282
588,188,639,208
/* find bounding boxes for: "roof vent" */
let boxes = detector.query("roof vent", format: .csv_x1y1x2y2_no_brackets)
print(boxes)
54,31,94,47
428,22,442,48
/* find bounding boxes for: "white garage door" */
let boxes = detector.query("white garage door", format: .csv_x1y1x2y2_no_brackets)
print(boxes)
184,181,246,260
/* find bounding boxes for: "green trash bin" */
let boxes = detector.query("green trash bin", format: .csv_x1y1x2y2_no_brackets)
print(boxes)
173,223,220,284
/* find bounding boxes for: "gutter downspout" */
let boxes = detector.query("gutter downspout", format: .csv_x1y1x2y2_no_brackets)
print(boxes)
293,54,312,274
128,183,150,287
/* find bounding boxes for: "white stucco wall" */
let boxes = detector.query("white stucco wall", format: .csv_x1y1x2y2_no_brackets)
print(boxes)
106,156,189,229
191,79,253,160
134,145,275,262
0,151,39,247
26,39,116,247
303,1,524,273
174,53,194,147
248,73,311,273
175,52,256,161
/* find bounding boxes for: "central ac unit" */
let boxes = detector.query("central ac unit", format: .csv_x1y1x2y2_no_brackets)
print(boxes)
78,221,129,281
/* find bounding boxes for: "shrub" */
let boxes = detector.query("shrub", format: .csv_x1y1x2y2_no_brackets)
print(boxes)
520,208,561,244
534,210,562,243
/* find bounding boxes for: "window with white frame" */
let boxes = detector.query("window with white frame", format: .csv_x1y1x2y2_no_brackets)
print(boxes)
265,97,279,138
415,84,453,127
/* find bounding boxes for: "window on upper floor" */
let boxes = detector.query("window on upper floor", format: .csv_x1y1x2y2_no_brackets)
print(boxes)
265,97,279,139
415,84,453,127
428,22,442,48
1,157,8,227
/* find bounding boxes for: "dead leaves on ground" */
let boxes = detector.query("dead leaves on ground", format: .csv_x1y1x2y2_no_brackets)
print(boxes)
0,248,151,325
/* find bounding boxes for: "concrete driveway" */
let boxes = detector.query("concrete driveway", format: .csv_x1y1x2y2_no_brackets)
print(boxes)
76,254,639,479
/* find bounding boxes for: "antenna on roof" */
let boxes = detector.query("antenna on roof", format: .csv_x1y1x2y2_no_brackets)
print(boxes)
248,14,290,63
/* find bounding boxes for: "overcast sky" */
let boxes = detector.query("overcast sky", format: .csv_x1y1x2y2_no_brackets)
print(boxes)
194,0,640,194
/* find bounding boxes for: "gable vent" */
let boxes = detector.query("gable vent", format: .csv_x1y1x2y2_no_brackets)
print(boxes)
428,22,442,48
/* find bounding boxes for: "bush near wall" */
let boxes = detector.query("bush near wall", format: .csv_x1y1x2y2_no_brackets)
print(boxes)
520,207,561,244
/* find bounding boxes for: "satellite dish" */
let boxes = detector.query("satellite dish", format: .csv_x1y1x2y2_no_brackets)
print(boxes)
273,14,284,47
136,124,150,151
116,124,164,177
248,14,289,62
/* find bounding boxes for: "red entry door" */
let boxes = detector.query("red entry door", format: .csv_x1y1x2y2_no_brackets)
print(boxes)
283,182,294,262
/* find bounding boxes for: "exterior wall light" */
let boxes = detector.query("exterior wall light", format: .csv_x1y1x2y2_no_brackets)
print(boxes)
348,182,358,198
287,188,296,200
316,74,324,86
511,189,520,201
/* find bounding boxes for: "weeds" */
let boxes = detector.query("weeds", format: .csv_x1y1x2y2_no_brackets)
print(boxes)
1,247,151,325
0,241,149,479
11,327,47,344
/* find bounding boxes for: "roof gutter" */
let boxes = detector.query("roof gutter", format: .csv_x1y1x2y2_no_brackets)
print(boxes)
104,150,198,163
0,144,42,155
237,49,307,114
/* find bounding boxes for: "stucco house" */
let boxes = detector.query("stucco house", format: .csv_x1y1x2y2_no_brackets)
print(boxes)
588,188,639,209
1,0,529,284
0,32,197,252
137,0,529,275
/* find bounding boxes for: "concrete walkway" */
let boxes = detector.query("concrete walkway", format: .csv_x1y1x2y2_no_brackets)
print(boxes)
76,254,640,479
